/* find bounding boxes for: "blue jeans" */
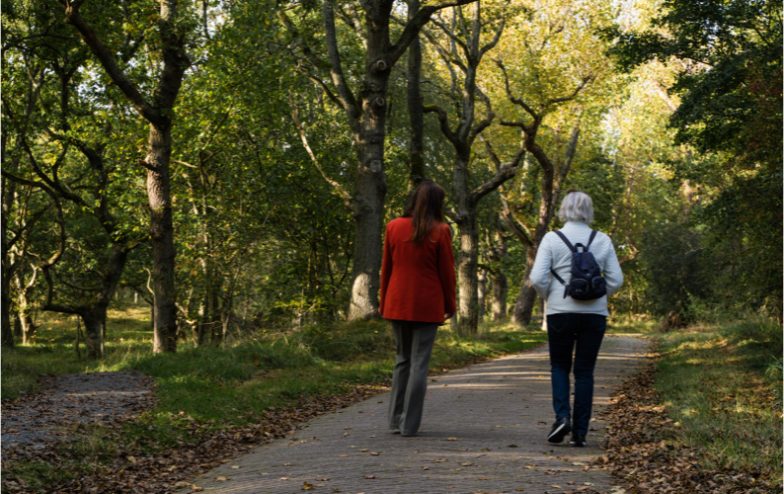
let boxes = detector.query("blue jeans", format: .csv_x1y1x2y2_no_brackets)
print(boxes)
546,313,606,437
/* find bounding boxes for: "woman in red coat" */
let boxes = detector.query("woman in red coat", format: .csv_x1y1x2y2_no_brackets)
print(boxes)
380,180,456,436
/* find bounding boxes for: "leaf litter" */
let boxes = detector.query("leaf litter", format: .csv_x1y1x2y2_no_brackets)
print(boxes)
2,377,386,493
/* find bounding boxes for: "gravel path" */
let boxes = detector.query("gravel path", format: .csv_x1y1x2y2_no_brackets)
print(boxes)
180,335,648,494
1,371,155,453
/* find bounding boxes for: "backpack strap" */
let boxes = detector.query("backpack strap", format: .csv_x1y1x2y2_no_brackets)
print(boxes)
550,267,566,285
585,230,598,250
553,230,576,252
550,230,572,286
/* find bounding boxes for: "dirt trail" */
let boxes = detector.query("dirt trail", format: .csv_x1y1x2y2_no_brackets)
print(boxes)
1,371,155,452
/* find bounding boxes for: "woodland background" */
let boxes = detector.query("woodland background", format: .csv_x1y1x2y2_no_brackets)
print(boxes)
1,0,781,491
3,0,781,353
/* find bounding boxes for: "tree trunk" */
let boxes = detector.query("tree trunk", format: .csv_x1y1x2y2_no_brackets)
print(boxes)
81,307,106,359
456,216,479,335
1,178,13,348
320,0,475,319
14,313,22,339
197,288,210,346
488,231,508,322
513,244,538,325
347,27,390,320
348,158,386,319
213,289,228,344
406,0,425,186
453,150,480,336
19,311,35,344
513,281,538,326
197,270,220,346
16,283,35,344
491,270,507,321
477,268,487,321
63,0,188,353
1,274,12,347
147,122,178,352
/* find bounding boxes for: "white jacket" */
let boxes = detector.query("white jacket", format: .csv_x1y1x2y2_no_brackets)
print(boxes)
530,221,623,316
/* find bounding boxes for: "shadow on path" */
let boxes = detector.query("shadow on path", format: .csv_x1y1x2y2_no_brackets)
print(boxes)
180,336,648,494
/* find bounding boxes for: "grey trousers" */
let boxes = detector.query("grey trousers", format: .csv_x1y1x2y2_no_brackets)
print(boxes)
388,321,438,436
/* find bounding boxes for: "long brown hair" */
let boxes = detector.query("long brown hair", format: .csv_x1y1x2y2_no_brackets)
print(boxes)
403,180,446,243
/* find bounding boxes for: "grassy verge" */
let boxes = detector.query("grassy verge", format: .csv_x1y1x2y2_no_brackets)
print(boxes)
2,310,546,492
654,317,782,484
606,312,659,335
1,307,153,400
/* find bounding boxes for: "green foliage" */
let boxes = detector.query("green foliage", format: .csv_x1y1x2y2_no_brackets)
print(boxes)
638,220,708,320
295,319,393,361
607,0,783,317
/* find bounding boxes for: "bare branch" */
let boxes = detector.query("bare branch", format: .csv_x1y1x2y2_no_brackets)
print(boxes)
469,87,494,143
499,191,534,247
482,142,533,247
429,14,471,61
481,135,502,169
388,0,479,65
499,119,529,132
289,101,353,210
552,117,582,209
423,104,459,147
545,74,593,107
278,9,332,72
496,59,539,120
480,16,506,56
307,73,342,107
21,138,89,208
419,25,467,74
558,120,580,185
471,139,525,202
2,169,56,196
323,0,360,126
62,1,159,123
471,158,518,202
39,194,67,312
5,205,49,253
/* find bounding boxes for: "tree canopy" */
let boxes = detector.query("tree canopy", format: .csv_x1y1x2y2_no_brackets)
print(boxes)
2,0,780,351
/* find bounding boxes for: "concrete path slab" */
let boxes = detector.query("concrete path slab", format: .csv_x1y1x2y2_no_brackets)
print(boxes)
181,335,648,494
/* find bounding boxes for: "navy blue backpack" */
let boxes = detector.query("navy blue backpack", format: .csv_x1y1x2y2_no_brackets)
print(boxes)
550,230,607,300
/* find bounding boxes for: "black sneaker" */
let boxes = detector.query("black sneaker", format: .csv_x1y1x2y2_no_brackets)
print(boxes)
569,432,586,447
547,418,571,443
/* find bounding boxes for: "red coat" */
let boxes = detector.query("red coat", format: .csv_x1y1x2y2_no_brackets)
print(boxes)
379,217,456,323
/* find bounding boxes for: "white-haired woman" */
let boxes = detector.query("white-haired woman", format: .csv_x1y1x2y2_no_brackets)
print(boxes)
529,190,623,447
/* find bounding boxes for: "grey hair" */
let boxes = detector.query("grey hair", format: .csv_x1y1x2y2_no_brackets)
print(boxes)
558,191,594,224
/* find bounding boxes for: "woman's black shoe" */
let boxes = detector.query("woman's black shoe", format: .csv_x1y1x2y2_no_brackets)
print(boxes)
547,418,571,443
569,433,586,447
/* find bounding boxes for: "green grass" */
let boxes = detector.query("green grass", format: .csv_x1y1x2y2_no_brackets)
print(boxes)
2,309,546,491
1,307,154,400
607,312,659,334
654,316,782,483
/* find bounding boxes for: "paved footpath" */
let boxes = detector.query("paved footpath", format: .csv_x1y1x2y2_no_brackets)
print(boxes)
182,335,648,494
